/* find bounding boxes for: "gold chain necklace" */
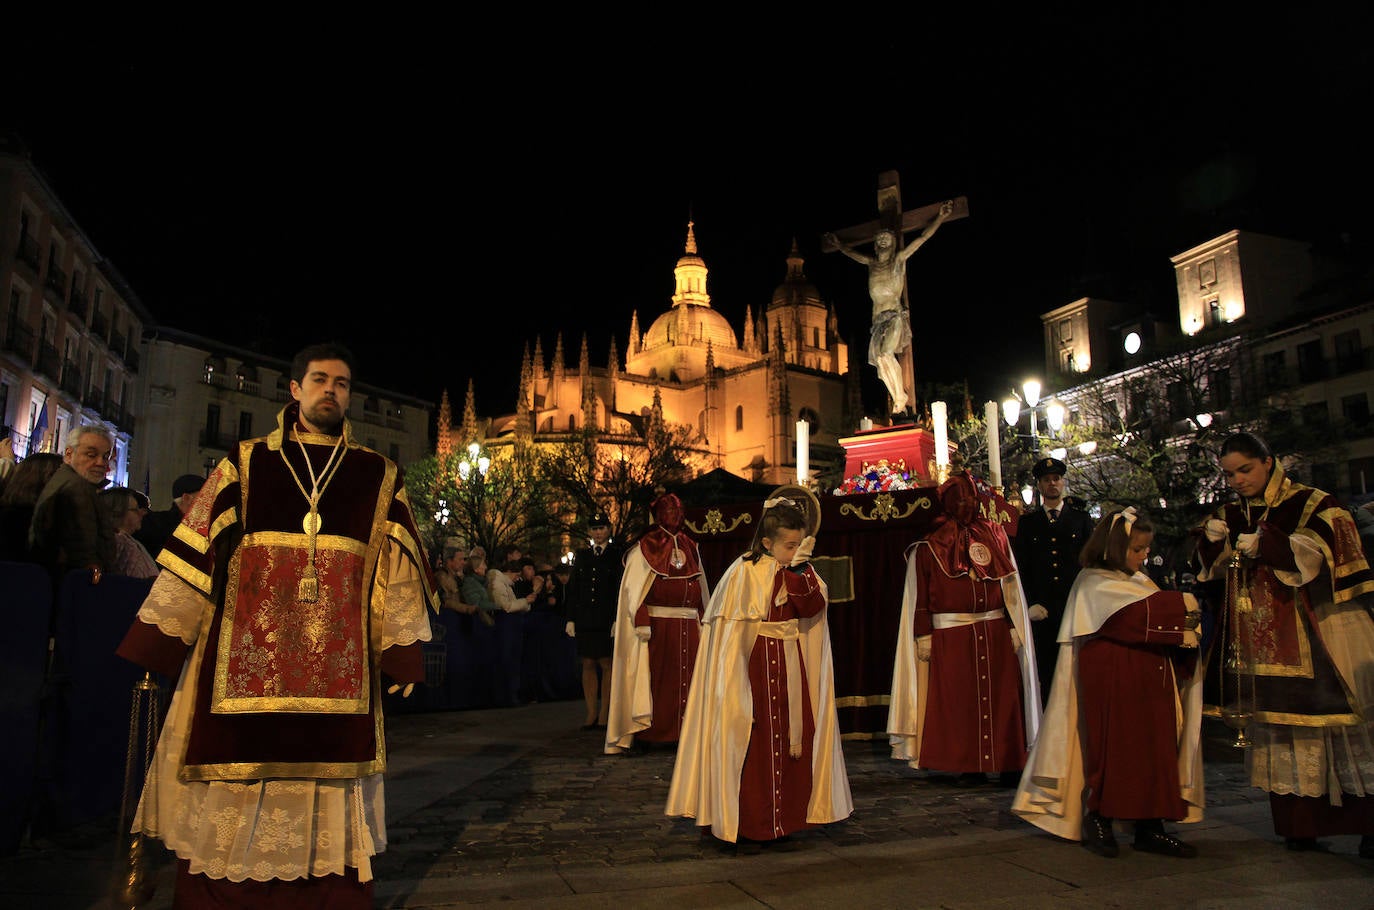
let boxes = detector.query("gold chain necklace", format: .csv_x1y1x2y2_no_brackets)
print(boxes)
280,427,347,602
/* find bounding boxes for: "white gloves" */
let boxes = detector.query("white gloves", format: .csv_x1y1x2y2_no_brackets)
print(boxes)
634,625,651,642
791,534,816,567
1028,604,1049,621
386,683,416,698
916,635,932,662
565,621,576,638
1236,531,1260,558
1010,628,1023,652
1204,519,1229,543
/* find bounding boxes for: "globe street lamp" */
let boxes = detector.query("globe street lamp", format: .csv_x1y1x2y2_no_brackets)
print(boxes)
457,442,490,482
1001,379,1065,457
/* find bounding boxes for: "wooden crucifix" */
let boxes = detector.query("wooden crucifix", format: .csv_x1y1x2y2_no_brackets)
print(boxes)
822,171,968,419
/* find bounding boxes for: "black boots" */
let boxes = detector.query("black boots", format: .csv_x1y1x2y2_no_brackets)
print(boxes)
1081,811,1118,857
1133,818,1197,858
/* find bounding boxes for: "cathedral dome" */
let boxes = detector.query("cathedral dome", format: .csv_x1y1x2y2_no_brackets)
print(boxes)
769,239,824,311
641,304,738,352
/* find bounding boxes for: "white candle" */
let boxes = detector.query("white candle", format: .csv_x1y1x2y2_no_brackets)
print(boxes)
985,401,1001,489
859,417,873,431
932,401,948,467
796,419,809,483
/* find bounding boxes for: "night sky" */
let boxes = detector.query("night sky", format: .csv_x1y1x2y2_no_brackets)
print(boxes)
5,17,1371,417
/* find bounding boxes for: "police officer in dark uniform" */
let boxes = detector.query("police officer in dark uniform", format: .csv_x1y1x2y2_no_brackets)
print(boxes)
1011,456,1094,704
565,511,624,730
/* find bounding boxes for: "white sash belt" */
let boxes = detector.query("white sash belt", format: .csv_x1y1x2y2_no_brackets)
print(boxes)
646,606,700,620
932,609,1004,630
758,619,802,751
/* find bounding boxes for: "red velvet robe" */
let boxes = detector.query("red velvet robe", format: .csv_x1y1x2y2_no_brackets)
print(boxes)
1079,591,1197,819
908,545,1028,774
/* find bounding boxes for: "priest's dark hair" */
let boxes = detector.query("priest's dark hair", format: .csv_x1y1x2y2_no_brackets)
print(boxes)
291,342,357,383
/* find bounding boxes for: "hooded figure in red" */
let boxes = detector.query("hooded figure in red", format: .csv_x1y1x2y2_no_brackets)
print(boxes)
887,470,1041,784
605,493,712,753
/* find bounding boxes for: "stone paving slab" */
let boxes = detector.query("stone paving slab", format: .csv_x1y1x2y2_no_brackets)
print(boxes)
4,702,1370,910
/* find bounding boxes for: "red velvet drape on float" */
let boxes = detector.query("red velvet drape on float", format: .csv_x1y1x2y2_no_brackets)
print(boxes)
683,486,1019,738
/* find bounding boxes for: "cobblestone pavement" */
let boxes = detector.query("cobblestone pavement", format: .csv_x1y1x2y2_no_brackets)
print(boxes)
373,711,1259,880
0,704,1282,910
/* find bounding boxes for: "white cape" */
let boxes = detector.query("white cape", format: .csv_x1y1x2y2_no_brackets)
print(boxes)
665,554,853,842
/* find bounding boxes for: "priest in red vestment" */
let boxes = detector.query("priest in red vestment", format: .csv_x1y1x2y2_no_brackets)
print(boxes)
1194,431,1374,857
605,493,710,753
115,343,437,909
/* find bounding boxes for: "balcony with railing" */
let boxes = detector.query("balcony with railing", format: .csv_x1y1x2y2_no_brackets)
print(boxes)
36,341,60,380
2,321,35,362
14,235,41,272
60,361,83,397
1262,347,1373,395
109,404,136,435
44,263,67,300
67,286,88,322
1334,347,1372,376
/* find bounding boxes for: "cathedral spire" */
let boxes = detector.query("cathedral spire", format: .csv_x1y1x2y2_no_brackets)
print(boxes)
436,388,453,458
579,333,596,432
462,378,479,445
768,320,790,417
648,385,665,443
519,344,533,411
607,335,619,414
516,344,534,442
627,310,640,357
532,335,546,393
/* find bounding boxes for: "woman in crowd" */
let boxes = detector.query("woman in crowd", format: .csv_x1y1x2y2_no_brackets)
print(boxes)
1194,431,1374,857
0,452,63,562
1013,506,1205,858
98,485,160,578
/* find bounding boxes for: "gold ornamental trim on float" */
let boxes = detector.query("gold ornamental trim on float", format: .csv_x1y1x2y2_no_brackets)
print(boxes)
685,508,753,536
839,492,932,523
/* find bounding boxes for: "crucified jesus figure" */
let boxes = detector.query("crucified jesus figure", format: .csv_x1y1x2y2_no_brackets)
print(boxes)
824,199,954,416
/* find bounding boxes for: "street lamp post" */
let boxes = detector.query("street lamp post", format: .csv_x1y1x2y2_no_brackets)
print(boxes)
1002,379,1065,457
454,441,491,550
1002,379,1067,507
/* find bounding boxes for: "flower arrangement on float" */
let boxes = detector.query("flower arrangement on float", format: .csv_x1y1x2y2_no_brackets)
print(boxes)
832,457,917,495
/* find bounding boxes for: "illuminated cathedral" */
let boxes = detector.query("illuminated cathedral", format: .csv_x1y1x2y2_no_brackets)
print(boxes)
437,222,858,485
